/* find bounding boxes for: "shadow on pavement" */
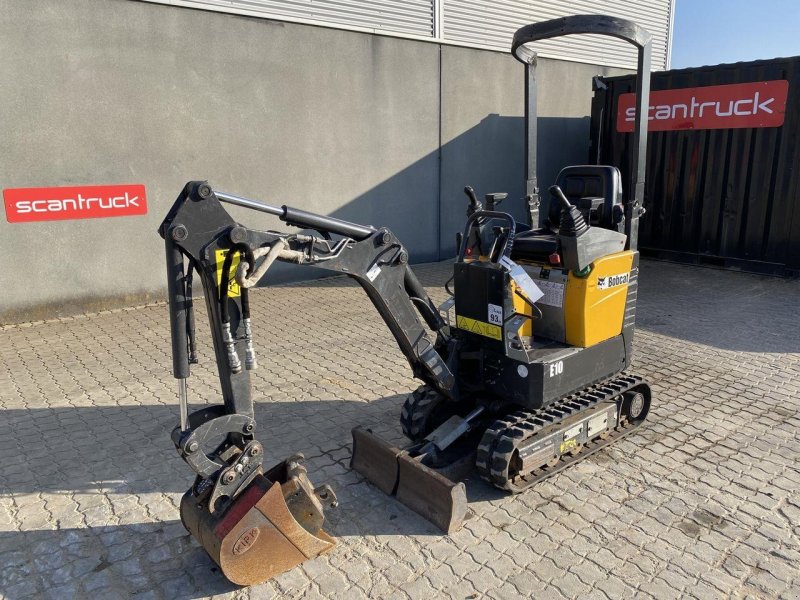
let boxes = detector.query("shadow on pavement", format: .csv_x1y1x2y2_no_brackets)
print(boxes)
0,519,239,600
0,393,511,599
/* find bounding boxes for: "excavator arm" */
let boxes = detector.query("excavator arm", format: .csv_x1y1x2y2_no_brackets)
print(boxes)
158,181,462,582
161,181,456,410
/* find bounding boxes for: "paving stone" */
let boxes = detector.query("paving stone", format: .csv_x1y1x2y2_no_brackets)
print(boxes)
0,260,798,599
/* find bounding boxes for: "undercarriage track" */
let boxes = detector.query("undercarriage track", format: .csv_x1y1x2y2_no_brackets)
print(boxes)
476,374,651,492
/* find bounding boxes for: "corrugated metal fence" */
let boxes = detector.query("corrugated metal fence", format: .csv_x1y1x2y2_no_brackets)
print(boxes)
140,0,673,70
590,57,800,276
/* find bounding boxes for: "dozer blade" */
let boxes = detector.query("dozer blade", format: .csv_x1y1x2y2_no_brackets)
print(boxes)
350,427,468,534
350,426,401,495
396,454,468,534
181,461,336,586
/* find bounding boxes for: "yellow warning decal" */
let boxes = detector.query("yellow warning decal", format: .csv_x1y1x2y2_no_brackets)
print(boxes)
215,249,241,298
560,438,578,454
455,315,502,340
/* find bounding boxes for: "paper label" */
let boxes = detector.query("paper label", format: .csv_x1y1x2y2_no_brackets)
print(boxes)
366,264,381,282
537,280,565,307
499,256,544,304
488,303,503,325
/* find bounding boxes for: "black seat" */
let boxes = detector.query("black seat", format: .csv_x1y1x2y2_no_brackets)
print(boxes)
511,165,624,263
511,228,558,262
548,165,624,231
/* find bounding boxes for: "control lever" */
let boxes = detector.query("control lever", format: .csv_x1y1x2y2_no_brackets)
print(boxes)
549,185,589,238
463,186,482,215
549,185,572,211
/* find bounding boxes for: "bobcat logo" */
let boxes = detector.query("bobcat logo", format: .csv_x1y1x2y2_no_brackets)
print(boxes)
597,273,629,290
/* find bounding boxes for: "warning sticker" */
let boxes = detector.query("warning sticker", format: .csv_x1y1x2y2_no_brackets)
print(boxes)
537,280,564,307
216,249,241,298
488,303,503,325
560,438,578,454
455,315,502,341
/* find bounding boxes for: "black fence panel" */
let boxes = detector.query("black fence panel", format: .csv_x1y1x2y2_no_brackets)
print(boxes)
590,57,800,276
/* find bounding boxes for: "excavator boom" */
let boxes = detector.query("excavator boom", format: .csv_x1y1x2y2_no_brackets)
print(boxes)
159,181,467,581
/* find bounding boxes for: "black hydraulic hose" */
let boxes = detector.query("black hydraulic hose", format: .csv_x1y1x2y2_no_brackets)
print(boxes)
444,275,455,297
220,243,255,323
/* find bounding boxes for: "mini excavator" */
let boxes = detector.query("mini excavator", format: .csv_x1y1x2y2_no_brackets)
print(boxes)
159,14,652,586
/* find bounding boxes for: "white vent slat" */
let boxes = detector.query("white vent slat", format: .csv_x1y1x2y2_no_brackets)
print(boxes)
160,0,435,36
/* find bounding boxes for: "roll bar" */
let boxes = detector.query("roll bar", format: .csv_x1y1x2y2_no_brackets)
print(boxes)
510,15,652,251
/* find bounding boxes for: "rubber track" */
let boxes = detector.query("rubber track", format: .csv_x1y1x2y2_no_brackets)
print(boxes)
475,373,648,492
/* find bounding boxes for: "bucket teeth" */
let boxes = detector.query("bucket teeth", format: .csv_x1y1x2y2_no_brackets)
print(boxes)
350,427,468,533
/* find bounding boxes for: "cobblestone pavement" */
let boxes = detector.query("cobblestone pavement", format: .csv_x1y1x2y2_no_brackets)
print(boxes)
1,260,799,600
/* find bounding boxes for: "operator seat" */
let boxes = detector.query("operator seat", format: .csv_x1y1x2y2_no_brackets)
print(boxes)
511,165,625,263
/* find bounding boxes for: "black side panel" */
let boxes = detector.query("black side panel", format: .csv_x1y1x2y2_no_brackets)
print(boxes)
453,262,507,348
490,335,628,411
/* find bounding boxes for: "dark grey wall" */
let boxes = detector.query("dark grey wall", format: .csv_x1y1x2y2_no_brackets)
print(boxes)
0,0,626,323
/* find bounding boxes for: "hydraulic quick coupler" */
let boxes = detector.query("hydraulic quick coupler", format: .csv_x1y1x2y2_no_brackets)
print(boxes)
243,317,257,370
222,321,242,373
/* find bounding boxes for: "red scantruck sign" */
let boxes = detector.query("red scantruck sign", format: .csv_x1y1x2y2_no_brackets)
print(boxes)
617,80,789,132
3,184,147,223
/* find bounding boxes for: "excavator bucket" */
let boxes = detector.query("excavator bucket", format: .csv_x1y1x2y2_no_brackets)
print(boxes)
350,427,468,533
180,458,336,586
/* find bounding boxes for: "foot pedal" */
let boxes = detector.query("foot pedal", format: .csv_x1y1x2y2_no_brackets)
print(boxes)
180,459,336,586
350,427,468,533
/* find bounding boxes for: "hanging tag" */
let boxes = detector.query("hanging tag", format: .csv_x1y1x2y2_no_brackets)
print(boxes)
499,256,544,304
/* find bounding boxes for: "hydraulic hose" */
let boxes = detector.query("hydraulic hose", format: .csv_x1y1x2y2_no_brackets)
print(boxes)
220,243,255,323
